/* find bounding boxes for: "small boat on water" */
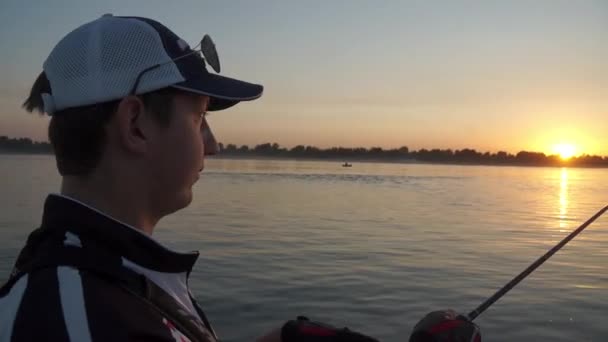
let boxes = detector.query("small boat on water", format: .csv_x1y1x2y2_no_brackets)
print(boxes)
342,162,352,167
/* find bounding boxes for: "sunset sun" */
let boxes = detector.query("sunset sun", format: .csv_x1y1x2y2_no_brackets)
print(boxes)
553,143,576,160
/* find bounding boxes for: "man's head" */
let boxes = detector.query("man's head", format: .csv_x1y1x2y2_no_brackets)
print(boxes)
23,14,262,221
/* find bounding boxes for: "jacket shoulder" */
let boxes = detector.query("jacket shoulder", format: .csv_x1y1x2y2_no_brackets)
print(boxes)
1,266,178,341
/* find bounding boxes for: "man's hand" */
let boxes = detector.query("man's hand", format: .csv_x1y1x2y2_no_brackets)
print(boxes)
256,317,379,342
409,310,481,342
256,326,283,342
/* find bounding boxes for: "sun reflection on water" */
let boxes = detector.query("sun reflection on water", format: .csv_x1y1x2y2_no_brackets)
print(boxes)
559,168,569,231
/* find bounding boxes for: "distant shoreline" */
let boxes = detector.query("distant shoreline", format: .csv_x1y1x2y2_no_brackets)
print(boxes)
3,135,608,168
4,150,608,169
210,154,608,169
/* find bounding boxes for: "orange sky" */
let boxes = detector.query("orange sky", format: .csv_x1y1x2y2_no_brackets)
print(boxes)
1,1,607,156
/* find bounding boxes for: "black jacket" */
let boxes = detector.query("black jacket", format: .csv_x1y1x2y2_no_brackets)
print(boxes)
0,194,218,342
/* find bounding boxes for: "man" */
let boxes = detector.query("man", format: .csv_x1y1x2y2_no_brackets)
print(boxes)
0,15,480,342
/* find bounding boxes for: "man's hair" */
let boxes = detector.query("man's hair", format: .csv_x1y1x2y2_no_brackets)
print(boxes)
23,72,179,176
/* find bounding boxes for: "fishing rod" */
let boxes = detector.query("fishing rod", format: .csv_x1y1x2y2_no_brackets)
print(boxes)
467,205,608,321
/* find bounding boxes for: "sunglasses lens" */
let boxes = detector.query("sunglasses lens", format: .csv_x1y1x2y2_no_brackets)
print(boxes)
201,34,220,73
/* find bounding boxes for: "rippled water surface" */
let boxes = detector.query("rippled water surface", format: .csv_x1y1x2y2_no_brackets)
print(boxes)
1,155,607,341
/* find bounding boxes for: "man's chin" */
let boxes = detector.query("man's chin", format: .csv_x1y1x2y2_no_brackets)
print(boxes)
178,189,194,209
160,190,193,217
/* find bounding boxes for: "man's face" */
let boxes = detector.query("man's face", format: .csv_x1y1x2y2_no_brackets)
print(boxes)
146,93,217,216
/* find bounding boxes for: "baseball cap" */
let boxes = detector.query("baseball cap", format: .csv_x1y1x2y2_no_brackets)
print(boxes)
41,14,263,114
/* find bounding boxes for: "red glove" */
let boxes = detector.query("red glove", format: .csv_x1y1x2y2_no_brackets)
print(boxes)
409,310,481,342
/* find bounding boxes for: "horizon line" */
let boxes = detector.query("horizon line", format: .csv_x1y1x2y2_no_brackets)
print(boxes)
1,135,607,159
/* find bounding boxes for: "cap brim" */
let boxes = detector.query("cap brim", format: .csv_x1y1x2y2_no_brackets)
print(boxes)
171,73,263,111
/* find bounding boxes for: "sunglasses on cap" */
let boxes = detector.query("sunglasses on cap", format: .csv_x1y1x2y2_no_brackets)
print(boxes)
129,34,220,96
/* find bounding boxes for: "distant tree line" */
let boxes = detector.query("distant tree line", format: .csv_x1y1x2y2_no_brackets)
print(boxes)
216,143,608,167
0,136,52,154
2,136,608,167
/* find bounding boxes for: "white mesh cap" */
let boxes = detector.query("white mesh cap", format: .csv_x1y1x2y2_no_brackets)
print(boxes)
41,14,263,114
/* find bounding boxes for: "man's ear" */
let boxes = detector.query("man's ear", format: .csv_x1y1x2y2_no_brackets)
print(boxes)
113,96,150,154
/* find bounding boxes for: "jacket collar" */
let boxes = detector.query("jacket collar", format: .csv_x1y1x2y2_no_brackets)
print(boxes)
40,194,199,274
